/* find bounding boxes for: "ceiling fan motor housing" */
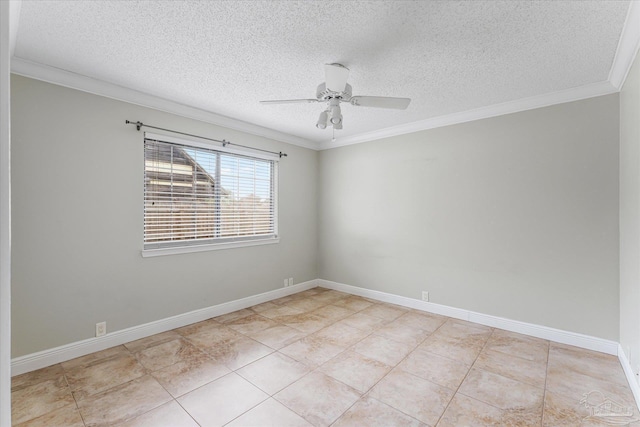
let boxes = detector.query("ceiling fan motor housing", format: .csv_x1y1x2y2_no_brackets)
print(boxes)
316,83,352,102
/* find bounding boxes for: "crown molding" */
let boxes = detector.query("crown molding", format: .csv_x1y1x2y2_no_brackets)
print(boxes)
318,80,618,150
609,0,640,90
9,0,21,57
8,56,623,153
10,57,318,150
11,0,638,154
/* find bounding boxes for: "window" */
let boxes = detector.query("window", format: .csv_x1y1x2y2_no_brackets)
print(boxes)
143,133,278,255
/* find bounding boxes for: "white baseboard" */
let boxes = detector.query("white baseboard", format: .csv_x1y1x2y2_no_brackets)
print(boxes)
618,345,640,411
11,279,318,376
11,277,624,379
318,279,620,356
322,279,640,408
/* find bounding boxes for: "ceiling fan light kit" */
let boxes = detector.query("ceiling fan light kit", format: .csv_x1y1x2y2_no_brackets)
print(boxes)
261,63,411,133
316,110,328,129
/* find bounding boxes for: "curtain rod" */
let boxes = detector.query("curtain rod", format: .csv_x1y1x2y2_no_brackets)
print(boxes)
125,120,288,158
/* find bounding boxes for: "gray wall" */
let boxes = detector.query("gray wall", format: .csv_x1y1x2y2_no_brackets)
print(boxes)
11,75,318,357
319,95,620,340
620,51,640,382
11,73,624,357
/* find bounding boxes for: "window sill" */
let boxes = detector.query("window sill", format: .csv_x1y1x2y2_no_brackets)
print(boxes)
141,237,280,257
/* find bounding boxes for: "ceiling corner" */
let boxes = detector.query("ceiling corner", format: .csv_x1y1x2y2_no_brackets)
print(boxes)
608,0,640,90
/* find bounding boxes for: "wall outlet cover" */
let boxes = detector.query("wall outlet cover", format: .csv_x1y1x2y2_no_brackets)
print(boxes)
95,321,106,337
422,291,429,302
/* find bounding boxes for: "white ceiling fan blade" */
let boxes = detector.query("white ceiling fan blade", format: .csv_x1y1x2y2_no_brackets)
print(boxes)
350,96,411,110
260,99,319,105
325,63,350,92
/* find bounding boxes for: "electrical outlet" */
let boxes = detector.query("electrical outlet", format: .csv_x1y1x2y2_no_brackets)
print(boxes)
283,279,288,287
421,291,429,302
288,277,293,286
96,321,106,337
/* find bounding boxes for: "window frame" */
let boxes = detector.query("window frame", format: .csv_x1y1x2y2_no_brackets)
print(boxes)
141,131,279,257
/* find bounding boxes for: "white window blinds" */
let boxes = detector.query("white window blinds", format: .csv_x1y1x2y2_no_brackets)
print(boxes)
144,135,277,250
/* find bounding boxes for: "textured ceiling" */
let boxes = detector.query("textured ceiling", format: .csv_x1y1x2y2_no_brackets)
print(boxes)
14,1,630,144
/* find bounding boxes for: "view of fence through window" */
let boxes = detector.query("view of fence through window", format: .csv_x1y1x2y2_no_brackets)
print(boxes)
143,138,275,249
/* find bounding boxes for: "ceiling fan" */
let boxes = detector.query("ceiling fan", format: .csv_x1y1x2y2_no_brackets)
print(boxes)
260,63,411,131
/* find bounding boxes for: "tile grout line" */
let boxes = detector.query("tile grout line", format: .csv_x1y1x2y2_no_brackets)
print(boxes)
267,299,381,425
139,315,276,426
59,368,86,427
307,329,388,425
440,329,551,423
77,329,223,425
456,340,550,390
228,295,410,425
66,350,163,427
174,398,203,427
152,309,487,425
329,314,452,426
202,290,338,425
219,391,270,426
139,352,203,427
321,303,422,425
333,313,474,424
542,343,637,417
171,290,360,426
540,339,551,427
432,324,496,426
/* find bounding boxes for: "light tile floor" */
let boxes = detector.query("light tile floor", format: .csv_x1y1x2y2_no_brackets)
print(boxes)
11,287,640,426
